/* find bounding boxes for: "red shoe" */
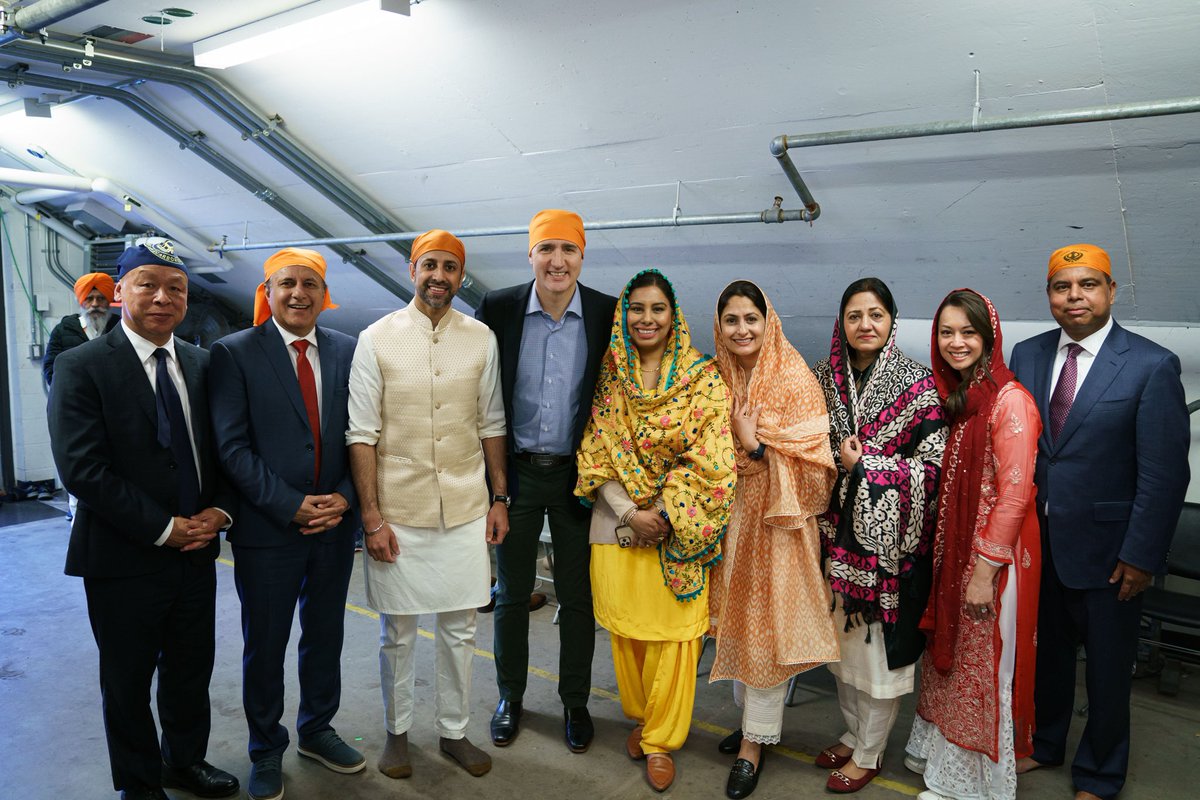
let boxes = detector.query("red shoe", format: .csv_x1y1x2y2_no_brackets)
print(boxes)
826,767,879,794
815,745,852,769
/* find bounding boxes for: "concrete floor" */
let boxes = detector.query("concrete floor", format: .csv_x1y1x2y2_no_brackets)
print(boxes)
1,505,1196,799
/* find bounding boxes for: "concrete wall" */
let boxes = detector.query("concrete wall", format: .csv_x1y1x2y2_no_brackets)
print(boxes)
1,202,91,485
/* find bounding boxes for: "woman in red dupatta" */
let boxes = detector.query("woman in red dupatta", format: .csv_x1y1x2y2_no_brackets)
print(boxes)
905,289,1042,800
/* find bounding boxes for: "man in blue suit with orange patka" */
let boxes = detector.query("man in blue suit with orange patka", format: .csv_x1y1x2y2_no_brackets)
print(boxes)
1010,243,1190,800
209,248,363,800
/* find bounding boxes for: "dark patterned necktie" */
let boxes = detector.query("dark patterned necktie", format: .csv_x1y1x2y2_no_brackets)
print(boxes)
153,348,200,516
292,340,321,484
1049,343,1083,440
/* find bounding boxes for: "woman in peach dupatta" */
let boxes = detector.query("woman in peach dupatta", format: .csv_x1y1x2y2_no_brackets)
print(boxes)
905,289,1042,800
708,280,839,799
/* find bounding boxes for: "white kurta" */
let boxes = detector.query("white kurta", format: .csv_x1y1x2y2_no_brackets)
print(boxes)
363,515,491,614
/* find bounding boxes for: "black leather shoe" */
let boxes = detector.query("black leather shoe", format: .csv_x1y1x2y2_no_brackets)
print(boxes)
718,728,744,754
490,699,522,746
162,760,240,798
121,789,170,800
725,750,764,799
564,706,594,753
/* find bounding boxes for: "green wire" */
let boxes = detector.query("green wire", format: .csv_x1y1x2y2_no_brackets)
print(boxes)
0,207,52,339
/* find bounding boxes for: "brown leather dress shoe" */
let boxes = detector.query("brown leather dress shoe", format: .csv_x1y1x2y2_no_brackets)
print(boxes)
645,753,675,792
625,725,645,760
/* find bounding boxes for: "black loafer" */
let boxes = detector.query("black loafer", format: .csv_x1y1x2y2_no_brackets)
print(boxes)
564,706,594,753
490,698,522,746
725,751,764,799
162,760,240,798
718,728,744,754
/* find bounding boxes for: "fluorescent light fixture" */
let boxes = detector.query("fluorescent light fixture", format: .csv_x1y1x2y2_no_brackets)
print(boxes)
193,0,410,69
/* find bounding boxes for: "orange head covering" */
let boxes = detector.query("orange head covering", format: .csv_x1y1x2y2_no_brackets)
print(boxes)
410,229,466,267
528,209,585,255
252,248,338,326
73,272,115,306
1047,243,1111,280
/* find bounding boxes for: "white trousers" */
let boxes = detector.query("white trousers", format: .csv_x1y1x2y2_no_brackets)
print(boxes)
835,678,902,769
732,680,789,745
379,608,476,739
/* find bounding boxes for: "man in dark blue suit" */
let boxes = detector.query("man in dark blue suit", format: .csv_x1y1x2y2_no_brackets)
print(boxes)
1010,243,1190,800
48,240,240,800
209,248,362,800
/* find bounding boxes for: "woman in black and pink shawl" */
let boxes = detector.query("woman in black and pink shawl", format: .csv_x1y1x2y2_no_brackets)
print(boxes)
812,277,948,794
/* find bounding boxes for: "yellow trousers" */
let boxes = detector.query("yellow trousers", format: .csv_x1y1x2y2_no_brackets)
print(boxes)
611,634,702,755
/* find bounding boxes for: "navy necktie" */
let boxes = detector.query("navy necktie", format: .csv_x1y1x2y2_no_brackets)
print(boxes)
154,348,200,516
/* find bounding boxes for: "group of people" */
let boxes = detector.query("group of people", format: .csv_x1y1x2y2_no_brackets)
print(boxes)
44,210,1189,800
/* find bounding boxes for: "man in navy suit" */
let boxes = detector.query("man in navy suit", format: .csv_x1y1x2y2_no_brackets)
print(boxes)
48,240,240,800
209,248,363,800
476,209,617,752
1010,243,1190,800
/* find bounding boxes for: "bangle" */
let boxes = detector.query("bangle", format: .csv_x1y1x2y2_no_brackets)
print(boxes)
364,520,386,536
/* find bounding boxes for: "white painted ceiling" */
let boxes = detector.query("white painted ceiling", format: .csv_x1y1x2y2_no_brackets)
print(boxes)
1,0,1198,357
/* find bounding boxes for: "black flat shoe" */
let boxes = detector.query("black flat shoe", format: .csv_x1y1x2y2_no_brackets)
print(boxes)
718,728,744,754
564,706,594,753
490,698,522,746
725,750,764,799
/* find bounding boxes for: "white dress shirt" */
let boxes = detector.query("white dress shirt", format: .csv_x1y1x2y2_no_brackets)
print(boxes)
271,317,322,418
1048,316,1114,403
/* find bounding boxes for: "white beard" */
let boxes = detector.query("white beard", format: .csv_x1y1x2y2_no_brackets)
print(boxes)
85,311,108,338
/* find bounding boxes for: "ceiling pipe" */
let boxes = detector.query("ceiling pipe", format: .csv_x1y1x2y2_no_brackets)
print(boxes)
210,205,818,253
0,65,413,300
770,94,1200,215
4,196,90,248
9,173,227,271
1,37,443,300
0,166,91,191
0,0,109,47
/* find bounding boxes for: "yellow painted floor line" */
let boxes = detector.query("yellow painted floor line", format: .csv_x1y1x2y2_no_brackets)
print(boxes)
217,556,920,795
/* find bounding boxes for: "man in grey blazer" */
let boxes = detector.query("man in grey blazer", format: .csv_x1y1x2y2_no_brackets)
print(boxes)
209,248,362,800
1009,243,1190,800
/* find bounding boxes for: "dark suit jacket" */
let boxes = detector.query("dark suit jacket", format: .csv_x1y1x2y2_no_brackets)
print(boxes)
476,281,616,493
43,312,118,386
1010,321,1190,588
48,325,234,579
208,322,359,548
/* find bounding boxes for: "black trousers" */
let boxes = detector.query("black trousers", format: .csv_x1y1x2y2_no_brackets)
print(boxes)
493,460,595,707
84,557,216,791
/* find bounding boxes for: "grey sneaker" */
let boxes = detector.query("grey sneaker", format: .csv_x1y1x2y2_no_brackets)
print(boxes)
248,754,283,800
298,730,367,774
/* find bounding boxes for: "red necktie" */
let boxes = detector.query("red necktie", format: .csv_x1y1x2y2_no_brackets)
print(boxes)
292,340,321,484
1049,343,1083,440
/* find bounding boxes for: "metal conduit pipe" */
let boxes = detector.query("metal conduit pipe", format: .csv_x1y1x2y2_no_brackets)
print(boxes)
210,207,817,253
770,95,1200,213
3,39,421,261
0,0,109,47
0,66,413,300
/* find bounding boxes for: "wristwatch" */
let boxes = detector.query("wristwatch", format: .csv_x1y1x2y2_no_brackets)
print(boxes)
748,442,767,460
491,493,511,508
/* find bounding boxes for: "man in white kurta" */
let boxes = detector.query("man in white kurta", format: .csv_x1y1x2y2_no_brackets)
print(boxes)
348,230,509,780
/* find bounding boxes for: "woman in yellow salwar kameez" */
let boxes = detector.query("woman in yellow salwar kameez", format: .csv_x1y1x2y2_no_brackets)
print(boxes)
576,269,736,793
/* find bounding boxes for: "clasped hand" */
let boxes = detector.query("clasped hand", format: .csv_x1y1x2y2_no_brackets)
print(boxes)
629,509,670,548
166,508,226,552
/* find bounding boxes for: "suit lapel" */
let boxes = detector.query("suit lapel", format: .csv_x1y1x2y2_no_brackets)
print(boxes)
501,283,533,403
254,322,310,429
110,326,158,429
175,339,207,456
316,326,337,440
1053,323,1129,450
1031,334,1057,452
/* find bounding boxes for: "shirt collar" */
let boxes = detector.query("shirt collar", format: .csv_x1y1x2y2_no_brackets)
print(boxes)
403,300,456,331
122,319,177,364
526,284,582,319
270,317,318,350
1057,315,1114,357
